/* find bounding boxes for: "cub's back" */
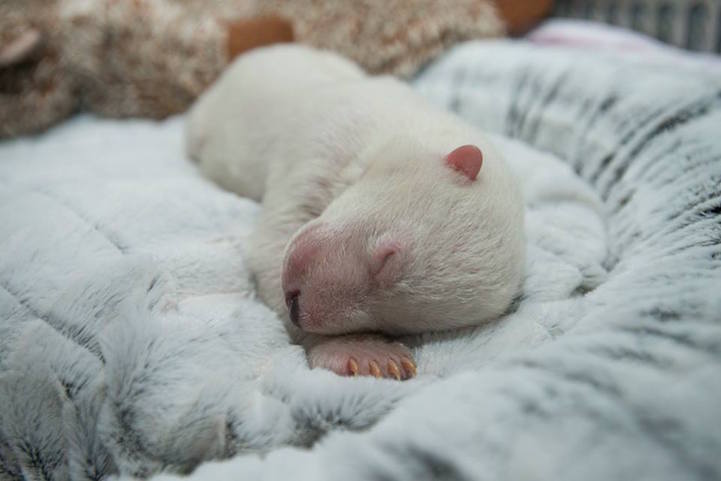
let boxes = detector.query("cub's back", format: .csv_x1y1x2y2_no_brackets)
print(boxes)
185,45,366,199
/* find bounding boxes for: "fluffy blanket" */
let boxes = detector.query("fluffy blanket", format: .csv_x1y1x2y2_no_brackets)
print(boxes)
1,40,720,481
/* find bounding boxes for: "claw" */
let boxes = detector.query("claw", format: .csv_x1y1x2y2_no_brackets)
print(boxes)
369,360,382,378
401,357,417,378
348,357,359,376
387,360,401,380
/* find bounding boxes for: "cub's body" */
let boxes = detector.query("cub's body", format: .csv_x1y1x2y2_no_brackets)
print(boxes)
187,45,524,379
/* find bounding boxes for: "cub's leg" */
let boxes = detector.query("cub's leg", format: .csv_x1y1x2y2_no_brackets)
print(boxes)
185,84,271,201
185,45,364,201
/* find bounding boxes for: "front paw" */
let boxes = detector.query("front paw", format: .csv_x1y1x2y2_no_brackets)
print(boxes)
306,335,417,380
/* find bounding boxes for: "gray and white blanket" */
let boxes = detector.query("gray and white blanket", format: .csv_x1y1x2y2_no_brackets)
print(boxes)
1,40,720,481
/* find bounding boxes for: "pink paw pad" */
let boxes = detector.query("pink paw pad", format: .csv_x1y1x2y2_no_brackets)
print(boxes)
307,335,416,380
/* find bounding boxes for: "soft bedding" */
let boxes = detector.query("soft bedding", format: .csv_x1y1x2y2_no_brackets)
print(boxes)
1,39,720,481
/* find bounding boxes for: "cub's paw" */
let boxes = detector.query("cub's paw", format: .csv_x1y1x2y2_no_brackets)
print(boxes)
306,335,416,380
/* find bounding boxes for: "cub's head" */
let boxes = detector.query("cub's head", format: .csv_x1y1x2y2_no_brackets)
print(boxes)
282,137,524,335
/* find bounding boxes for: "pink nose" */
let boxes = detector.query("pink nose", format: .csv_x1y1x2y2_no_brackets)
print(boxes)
285,290,300,326
282,223,326,326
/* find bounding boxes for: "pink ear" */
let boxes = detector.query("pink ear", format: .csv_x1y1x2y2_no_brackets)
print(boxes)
445,144,483,181
370,240,404,287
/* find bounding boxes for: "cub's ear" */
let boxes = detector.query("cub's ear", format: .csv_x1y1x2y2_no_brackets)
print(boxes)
445,144,483,181
369,239,405,288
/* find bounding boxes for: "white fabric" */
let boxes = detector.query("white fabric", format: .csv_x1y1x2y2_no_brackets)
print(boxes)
0,112,606,477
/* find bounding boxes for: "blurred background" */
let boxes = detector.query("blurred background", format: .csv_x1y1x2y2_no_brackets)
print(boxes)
1,0,719,139
553,0,720,52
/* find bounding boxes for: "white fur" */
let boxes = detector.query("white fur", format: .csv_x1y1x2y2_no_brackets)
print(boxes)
187,45,525,336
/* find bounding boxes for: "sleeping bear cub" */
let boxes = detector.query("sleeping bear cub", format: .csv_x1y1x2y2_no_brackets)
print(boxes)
186,45,525,380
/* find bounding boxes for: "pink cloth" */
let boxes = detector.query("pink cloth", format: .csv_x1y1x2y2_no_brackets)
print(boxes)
527,19,721,76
